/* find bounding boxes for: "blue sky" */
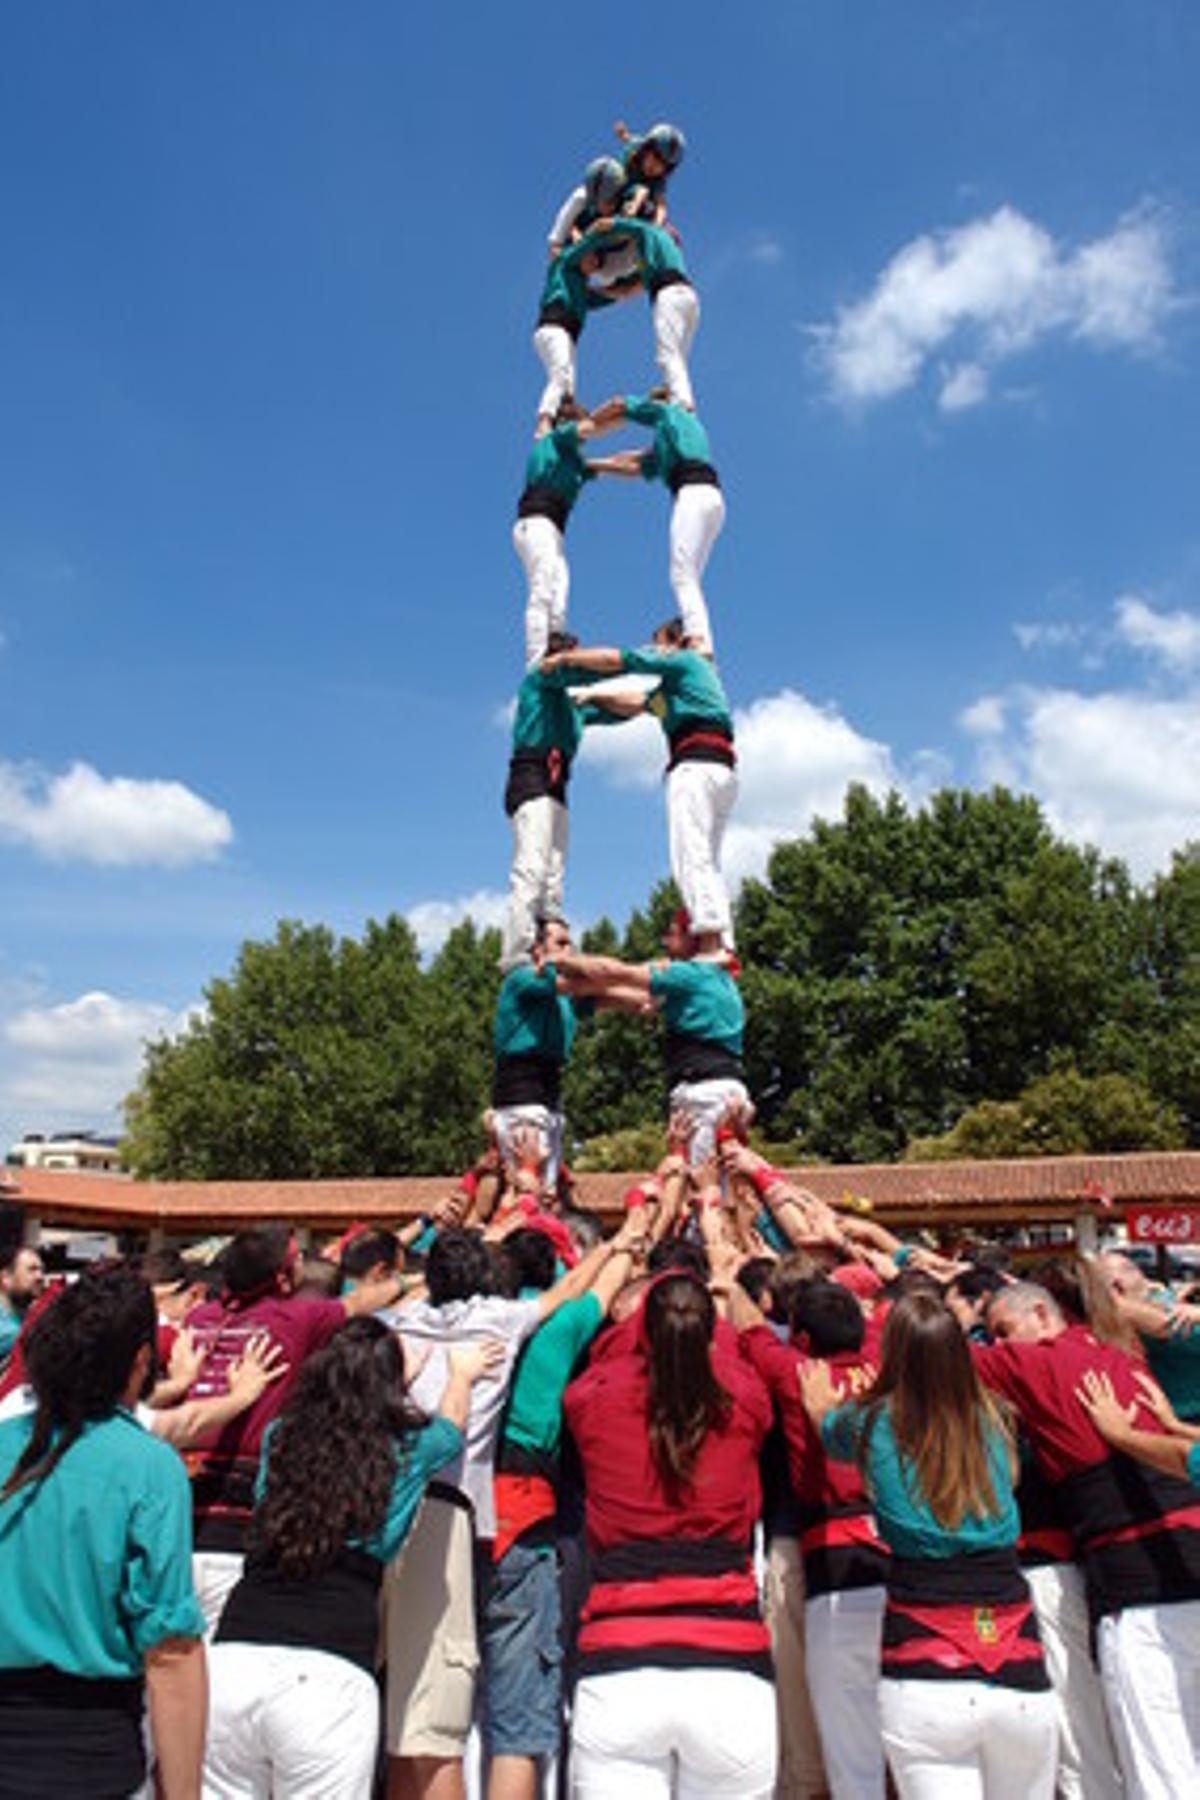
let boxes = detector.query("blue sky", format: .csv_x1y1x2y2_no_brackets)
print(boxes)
2,2,1198,1151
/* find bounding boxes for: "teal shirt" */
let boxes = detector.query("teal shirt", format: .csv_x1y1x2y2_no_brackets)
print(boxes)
621,645,733,739
1144,1295,1200,1422
520,422,595,517
648,960,744,1055
0,1303,20,1363
586,216,689,286
503,1292,603,1462
493,963,579,1066
511,664,588,761
823,1402,1019,1559
624,393,714,486
1188,1442,1200,1486
0,1409,205,1677
257,1414,463,1565
542,245,616,332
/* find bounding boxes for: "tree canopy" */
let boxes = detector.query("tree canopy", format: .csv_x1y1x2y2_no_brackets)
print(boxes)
122,787,1199,1176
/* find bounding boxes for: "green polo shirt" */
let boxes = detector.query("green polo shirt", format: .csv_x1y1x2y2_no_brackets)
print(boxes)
511,665,590,760
503,1292,604,1462
621,645,733,738
0,1409,205,1678
648,960,744,1055
587,216,689,287
520,423,595,517
542,244,616,332
624,394,714,486
493,963,579,1066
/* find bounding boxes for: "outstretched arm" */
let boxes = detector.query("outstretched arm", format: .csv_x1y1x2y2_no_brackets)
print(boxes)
541,645,626,677
555,949,654,995
587,453,645,478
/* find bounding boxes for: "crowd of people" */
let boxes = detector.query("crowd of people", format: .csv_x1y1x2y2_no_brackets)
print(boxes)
1,1117,1198,1799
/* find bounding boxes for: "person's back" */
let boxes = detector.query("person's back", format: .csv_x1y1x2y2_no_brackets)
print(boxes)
0,1265,205,1800
564,1272,778,1798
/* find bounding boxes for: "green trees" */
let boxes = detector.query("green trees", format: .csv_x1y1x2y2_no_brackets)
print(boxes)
122,789,1200,1177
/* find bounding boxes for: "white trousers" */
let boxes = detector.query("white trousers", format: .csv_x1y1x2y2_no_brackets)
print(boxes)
503,797,568,968
1024,1561,1123,1800
192,1550,245,1640
669,1077,750,1166
653,284,700,409
203,1642,379,1800
669,483,724,650
762,1536,828,1800
513,515,569,668
493,1103,564,1190
570,1666,776,1799
1097,1600,1200,1800
804,1586,887,1799
879,1677,1058,1799
533,323,576,422
666,759,737,940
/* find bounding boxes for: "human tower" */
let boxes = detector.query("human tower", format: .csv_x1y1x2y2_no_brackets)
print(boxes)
492,121,750,1182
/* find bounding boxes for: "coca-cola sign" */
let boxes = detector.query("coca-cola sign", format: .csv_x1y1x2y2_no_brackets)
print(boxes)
1127,1206,1200,1245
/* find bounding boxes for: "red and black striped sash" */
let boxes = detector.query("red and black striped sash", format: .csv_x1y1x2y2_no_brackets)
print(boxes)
578,1536,772,1678
882,1550,1049,1692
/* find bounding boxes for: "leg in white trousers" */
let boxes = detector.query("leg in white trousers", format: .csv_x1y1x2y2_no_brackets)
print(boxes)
1025,1561,1123,1800
879,1678,1058,1799
502,796,568,969
669,483,725,650
203,1642,380,1800
1097,1600,1200,1800
192,1551,245,1640
804,1586,887,1798
653,284,700,410
666,760,737,941
570,1666,776,1799
533,323,576,423
492,1104,563,1191
513,516,569,668
669,1078,751,1166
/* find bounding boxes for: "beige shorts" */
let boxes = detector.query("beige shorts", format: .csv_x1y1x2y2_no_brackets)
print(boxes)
382,1491,479,1759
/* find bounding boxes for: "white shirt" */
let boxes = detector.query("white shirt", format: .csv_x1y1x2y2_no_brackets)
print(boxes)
381,1294,542,1538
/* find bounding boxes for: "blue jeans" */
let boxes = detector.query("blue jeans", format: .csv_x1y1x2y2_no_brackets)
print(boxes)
478,1541,562,1758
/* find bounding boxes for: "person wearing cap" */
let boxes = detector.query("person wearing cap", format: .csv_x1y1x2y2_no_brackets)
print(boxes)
542,619,737,947
613,118,686,228
546,154,644,299
554,909,749,1165
500,644,613,971
586,389,724,652
533,177,640,437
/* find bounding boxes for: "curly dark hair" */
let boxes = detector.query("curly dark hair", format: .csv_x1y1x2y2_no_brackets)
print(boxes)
249,1318,425,1580
2,1262,156,1500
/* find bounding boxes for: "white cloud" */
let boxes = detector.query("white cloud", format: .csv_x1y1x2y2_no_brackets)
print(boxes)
724,690,903,884
961,683,1200,877
583,683,910,886
406,888,509,957
960,694,1007,737
0,760,233,866
2,991,193,1120
1114,594,1200,674
811,203,1175,409
939,362,989,412
1014,621,1088,654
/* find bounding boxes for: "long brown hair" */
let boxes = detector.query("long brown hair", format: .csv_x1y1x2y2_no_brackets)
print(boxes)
643,1274,731,1496
860,1290,1011,1531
